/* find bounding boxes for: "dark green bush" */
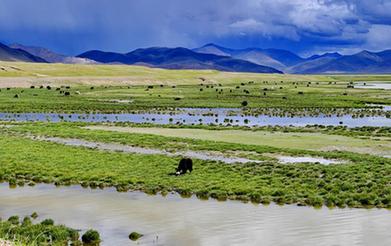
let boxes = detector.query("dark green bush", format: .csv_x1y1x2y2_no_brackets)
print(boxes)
41,218,54,226
82,229,101,245
8,215,19,225
129,231,143,241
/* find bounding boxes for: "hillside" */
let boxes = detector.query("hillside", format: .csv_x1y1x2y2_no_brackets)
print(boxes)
78,47,283,73
0,42,47,63
10,43,96,64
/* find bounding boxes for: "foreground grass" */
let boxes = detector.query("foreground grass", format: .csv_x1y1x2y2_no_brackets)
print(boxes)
1,123,390,208
0,215,82,246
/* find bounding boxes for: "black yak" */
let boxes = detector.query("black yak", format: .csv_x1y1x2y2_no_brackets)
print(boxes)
176,158,193,175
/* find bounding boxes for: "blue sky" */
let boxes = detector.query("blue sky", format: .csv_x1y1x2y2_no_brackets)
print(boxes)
1,0,391,57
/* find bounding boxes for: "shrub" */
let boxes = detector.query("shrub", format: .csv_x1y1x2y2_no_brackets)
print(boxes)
82,229,101,245
22,216,32,227
41,218,54,226
8,215,19,225
31,212,38,219
129,231,143,241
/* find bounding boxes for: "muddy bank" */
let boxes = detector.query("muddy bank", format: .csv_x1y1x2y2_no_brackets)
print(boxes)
30,136,262,164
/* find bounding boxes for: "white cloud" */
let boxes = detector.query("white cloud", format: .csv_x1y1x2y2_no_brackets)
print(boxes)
365,24,391,51
229,19,300,40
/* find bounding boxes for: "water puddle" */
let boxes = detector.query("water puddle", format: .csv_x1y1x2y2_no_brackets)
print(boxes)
354,83,391,90
366,104,391,111
275,156,344,165
30,136,261,164
0,111,389,127
0,184,390,246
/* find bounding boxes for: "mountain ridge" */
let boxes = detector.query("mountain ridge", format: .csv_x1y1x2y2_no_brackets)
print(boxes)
193,43,391,74
10,43,96,64
0,42,47,63
1,41,390,74
78,47,283,73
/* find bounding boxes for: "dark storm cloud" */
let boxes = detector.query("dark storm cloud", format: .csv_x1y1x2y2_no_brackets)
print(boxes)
0,0,390,56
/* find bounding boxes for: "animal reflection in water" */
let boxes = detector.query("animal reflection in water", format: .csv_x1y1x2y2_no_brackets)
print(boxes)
175,158,193,175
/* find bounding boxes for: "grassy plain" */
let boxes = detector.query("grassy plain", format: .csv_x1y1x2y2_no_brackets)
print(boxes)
0,62,390,209
84,126,391,156
0,61,390,112
1,122,390,208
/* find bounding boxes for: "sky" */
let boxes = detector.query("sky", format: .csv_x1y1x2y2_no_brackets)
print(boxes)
1,0,391,57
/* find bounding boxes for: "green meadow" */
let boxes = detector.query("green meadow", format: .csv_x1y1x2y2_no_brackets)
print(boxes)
0,62,390,112
0,122,390,208
0,62,390,211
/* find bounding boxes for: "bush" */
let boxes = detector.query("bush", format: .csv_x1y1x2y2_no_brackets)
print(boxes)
82,229,101,244
40,218,54,226
8,215,19,225
0,215,83,245
129,231,143,241
22,216,32,227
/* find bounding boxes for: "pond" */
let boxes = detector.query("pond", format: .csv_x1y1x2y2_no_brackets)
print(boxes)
0,110,390,127
0,184,390,246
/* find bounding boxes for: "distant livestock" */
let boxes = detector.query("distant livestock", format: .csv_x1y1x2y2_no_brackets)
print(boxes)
176,158,193,175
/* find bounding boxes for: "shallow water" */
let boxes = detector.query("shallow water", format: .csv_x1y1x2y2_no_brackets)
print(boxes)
0,110,390,127
366,104,391,111
276,156,343,165
31,136,261,164
0,184,390,246
355,83,391,90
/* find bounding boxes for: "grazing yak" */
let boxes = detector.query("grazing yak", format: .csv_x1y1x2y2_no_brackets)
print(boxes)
175,158,193,175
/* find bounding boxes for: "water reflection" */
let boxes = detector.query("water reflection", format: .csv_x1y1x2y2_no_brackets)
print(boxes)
0,184,390,246
0,110,389,127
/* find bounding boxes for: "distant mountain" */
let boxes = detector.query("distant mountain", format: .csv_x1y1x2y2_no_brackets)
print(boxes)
287,53,342,74
305,52,342,61
3,40,390,74
260,48,304,67
0,42,47,63
10,43,96,64
193,43,233,57
230,49,286,70
293,50,391,74
194,43,303,70
195,44,391,74
78,47,283,73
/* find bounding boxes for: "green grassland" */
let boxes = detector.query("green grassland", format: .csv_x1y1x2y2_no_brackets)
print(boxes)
84,125,391,157
0,62,390,210
0,61,390,112
1,122,390,208
1,61,391,82
0,76,390,113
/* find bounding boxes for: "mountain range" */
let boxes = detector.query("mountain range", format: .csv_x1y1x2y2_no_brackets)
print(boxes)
194,44,391,74
1,41,391,74
10,44,96,64
77,47,282,73
193,43,304,70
